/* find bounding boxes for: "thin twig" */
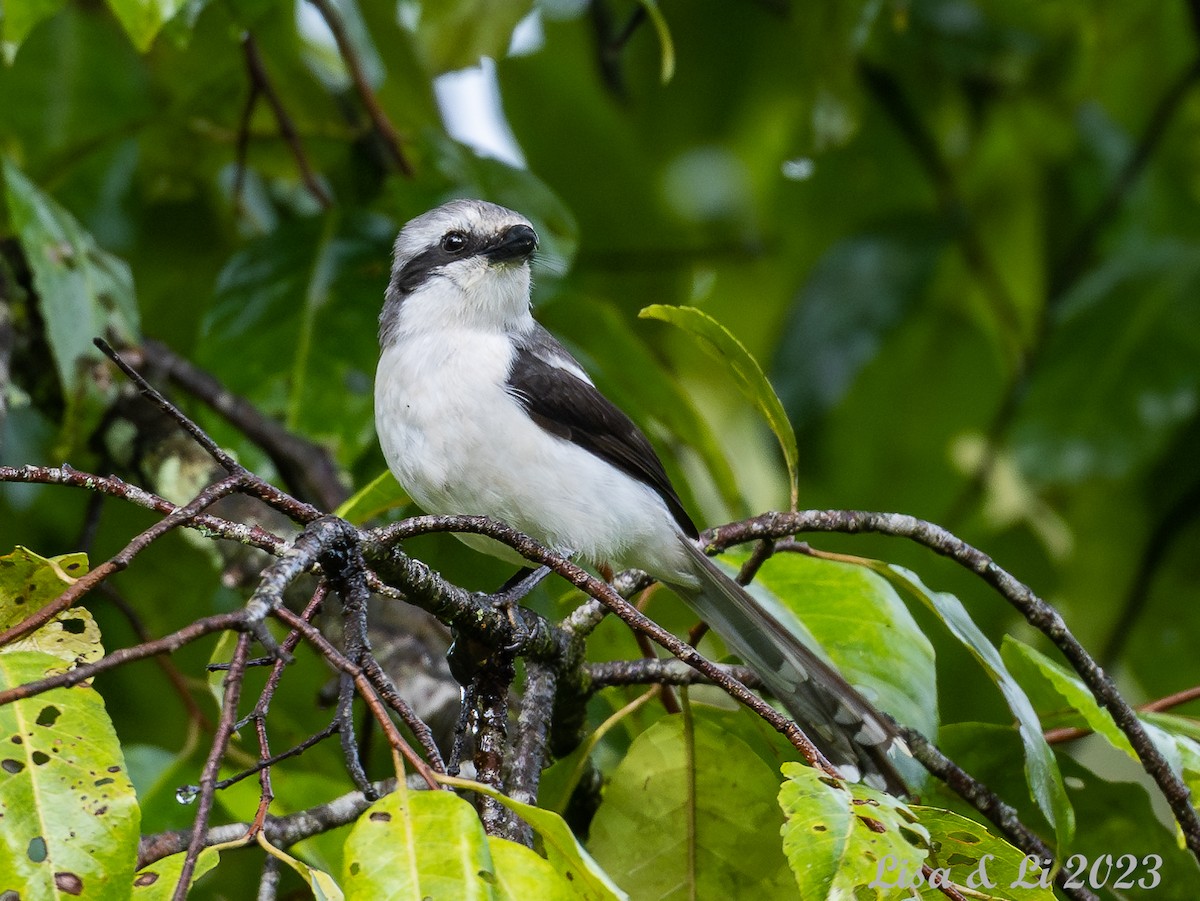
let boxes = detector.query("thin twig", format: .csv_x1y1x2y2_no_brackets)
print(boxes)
175,633,252,901
303,0,414,176
94,338,321,526
368,514,842,777
0,474,245,647
0,464,286,553
141,339,347,511
139,777,406,867
0,613,247,707
1045,683,1200,745
242,34,334,211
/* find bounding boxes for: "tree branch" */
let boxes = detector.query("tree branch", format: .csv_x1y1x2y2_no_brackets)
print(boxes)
139,339,348,511
706,510,1200,861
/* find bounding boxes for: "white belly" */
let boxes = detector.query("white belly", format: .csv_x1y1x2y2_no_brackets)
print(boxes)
374,333,689,580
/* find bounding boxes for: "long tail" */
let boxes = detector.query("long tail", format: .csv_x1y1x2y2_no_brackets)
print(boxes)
668,537,907,794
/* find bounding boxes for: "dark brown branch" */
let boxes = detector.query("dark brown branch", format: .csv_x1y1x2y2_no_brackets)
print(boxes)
473,656,515,838
303,0,414,177
215,722,340,792
0,464,286,554
0,474,244,647
505,662,557,847
706,510,1200,861
367,514,842,777
272,606,443,789
901,728,1098,901
0,612,246,707
94,338,321,526
139,777,403,867
140,339,348,511
242,34,334,211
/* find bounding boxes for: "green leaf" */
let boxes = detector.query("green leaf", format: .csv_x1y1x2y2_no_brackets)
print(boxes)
488,837,581,901
874,565,1075,857
0,651,141,900
727,550,938,757
342,787,495,900
335,470,409,526
2,158,140,397
1003,636,1200,781
909,807,1054,899
0,546,101,668
196,214,390,466
777,761,928,898
131,848,221,897
588,710,793,899
447,776,626,901
1,0,68,63
639,304,799,508
104,0,189,51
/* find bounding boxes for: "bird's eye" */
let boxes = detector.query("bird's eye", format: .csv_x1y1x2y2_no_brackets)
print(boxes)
440,232,468,254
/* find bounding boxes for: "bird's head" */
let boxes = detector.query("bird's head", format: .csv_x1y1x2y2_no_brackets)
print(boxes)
381,199,539,345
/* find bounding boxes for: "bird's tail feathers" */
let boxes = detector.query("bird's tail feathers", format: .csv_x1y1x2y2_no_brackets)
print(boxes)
671,537,907,795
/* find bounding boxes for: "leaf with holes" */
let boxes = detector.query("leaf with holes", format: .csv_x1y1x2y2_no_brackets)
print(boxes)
0,651,141,900
777,762,928,898
2,160,139,397
909,807,1055,899
0,547,101,670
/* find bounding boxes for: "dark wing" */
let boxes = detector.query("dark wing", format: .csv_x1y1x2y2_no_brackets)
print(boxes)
506,326,698,538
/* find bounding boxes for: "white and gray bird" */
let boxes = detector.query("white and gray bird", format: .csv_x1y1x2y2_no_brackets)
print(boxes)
374,199,904,792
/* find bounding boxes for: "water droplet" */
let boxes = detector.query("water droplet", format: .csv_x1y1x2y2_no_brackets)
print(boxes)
175,784,199,805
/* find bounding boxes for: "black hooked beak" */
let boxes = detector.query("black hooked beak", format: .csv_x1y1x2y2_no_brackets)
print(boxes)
485,224,538,263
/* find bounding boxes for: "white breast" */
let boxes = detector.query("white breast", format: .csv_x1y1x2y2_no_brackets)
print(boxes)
374,328,690,580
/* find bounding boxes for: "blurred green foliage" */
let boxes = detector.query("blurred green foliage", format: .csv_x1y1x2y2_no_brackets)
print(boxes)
2,0,1200,896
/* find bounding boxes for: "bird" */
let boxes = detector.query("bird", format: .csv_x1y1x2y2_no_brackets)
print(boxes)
374,199,905,793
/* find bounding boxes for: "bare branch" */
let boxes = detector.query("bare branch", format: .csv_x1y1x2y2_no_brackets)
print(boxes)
368,514,843,777
175,633,252,900
241,34,334,211
139,776,410,867
140,339,348,511
0,464,286,553
0,474,245,647
303,0,414,177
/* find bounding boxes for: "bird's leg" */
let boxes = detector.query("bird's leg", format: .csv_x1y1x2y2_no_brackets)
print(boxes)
489,565,550,652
